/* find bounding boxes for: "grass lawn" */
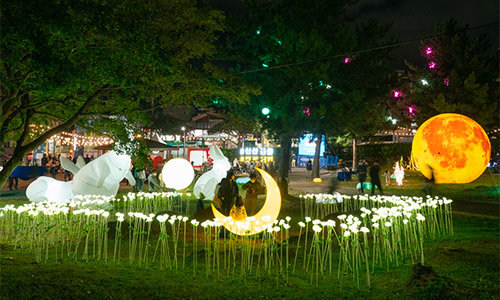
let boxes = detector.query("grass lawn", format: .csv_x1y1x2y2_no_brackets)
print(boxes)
0,171,499,299
0,214,498,300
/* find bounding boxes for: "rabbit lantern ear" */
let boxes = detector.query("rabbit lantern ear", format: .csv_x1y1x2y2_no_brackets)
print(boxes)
60,156,80,175
209,145,226,160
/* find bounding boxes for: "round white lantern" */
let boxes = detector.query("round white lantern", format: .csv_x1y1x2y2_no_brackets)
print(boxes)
161,158,194,190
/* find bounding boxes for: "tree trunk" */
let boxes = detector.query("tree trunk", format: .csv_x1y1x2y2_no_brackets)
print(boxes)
352,138,357,171
312,133,322,178
0,86,111,188
277,134,291,198
0,145,33,189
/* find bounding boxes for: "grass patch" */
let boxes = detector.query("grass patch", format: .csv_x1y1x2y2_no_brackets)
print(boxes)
1,214,498,300
341,170,499,202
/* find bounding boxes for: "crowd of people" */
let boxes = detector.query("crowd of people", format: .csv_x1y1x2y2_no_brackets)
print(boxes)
232,159,280,177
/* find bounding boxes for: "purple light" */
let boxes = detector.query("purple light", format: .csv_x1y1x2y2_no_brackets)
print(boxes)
428,62,436,69
393,90,402,98
303,107,310,116
344,57,351,64
425,46,433,55
408,106,416,115
444,77,449,86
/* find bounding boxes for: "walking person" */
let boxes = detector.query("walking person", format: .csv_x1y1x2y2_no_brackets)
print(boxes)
242,173,264,216
217,170,239,216
131,165,138,192
8,172,18,191
356,160,368,194
306,159,313,179
369,161,383,195
148,170,162,192
136,168,146,192
384,169,391,186
423,165,435,196
41,154,48,167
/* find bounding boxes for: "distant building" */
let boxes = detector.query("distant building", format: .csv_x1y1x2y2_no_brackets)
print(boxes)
358,127,415,145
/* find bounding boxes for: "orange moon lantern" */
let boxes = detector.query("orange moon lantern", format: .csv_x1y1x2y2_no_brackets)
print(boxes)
412,113,491,183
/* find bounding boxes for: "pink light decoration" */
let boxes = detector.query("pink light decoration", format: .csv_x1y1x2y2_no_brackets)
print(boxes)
444,77,449,86
425,46,433,55
393,90,402,98
428,62,436,69
303,107,310,116
408,106,416,115
344,57,351,64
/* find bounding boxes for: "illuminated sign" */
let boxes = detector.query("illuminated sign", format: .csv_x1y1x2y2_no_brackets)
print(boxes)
298,134,325,157
238,147,274,162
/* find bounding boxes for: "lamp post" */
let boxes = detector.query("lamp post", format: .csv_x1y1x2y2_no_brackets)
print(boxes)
181,127,186,159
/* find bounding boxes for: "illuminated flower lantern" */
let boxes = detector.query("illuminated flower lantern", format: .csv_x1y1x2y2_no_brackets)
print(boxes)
393,162,405,186
412,113,491,183
161,158,194,190
193,145,231,200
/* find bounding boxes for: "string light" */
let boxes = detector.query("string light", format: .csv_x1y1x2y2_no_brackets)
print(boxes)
28,125,113,147
380,126,415,136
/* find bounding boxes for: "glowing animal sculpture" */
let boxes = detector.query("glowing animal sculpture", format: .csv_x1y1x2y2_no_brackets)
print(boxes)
193,145,231,200
26,151,136,203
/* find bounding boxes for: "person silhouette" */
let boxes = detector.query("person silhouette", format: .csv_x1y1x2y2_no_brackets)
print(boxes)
423,165,435,196
369,161,383,195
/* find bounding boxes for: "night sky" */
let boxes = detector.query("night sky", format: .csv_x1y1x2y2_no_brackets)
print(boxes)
348,0,499,66
211,0,499,68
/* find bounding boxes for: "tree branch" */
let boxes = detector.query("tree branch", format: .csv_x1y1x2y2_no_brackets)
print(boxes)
33,110,68,121
130,103,164,113
20,70,34,87
14,110,32,149
19,85,114,152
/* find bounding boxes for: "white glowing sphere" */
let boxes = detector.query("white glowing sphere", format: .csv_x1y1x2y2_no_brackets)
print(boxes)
161,158,194,190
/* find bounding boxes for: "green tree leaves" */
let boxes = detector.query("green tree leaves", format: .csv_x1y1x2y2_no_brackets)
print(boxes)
0,0,236,186
404,19,498,130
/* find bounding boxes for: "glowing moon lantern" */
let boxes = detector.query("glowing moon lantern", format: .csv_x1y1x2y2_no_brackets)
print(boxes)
212,167,281,236
412,113,490,183
161,158,194,190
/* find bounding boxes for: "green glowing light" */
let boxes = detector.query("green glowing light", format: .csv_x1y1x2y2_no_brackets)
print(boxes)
261,107,270,115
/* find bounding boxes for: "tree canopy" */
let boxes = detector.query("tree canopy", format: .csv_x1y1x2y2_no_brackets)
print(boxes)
219,0,398,188
0,0,255,185
403,20,498,130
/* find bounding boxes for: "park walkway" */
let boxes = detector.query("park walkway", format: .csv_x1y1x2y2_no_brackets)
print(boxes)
287,167,499,218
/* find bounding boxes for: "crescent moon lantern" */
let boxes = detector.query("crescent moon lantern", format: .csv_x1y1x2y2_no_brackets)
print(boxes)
211,167,281,236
